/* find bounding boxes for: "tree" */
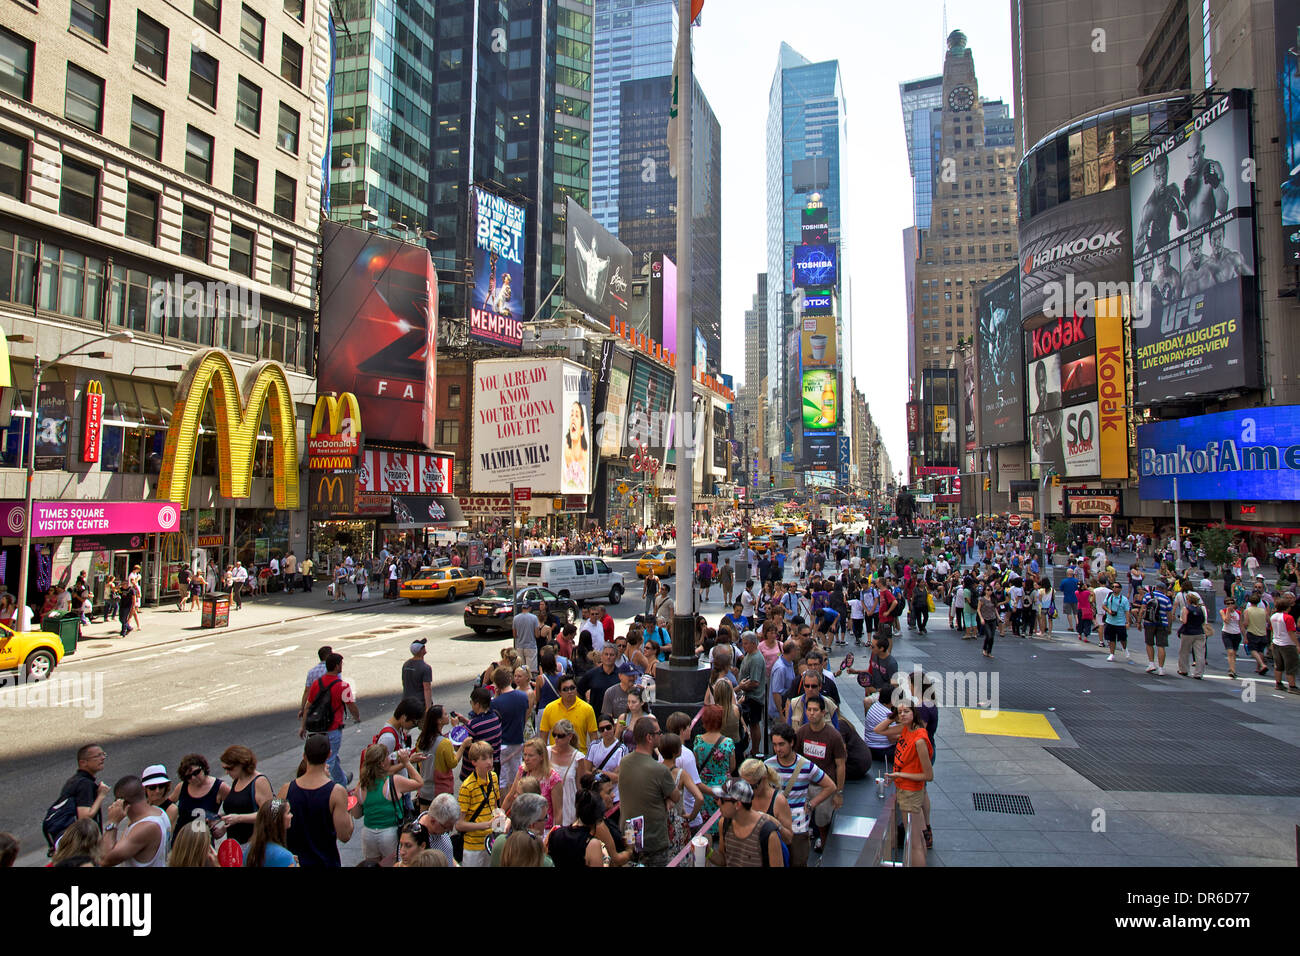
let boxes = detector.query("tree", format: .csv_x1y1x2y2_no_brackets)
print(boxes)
1199,526,1233,571
1050,520,1071,549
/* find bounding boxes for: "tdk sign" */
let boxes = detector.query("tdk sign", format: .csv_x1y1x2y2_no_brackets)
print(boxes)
802,292,833,314
793,244,838,288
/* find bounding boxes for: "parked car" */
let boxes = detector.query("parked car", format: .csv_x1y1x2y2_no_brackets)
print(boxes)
463,586,577,636
513,555,626,605
0,622,64,684
401,567,485,604
716,532,740,549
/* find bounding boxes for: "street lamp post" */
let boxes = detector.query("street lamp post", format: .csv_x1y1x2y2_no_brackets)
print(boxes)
13,330,134,630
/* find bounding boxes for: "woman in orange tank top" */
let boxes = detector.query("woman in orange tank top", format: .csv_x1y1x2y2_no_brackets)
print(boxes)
874,701,933,867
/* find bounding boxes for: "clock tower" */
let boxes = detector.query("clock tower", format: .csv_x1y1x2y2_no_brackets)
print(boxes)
905,29,1019,488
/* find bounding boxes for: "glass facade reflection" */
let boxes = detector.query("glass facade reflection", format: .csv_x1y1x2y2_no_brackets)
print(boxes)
1017,95,1189,224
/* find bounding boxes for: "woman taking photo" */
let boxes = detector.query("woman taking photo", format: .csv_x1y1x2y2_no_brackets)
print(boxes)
501,738,562,828
243,798,295,867
547,719,589,827
873,699,934,867
218,745,273,847
415,705,469,807
1220,595,1243,679
582,773,632,866
349,743,424,866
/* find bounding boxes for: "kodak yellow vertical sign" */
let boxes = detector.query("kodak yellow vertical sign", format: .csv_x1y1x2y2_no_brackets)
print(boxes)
1095,295,1127,480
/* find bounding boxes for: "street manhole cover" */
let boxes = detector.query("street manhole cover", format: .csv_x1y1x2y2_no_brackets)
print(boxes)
85,643,114,649
972,792,1035,815
342,634,377,641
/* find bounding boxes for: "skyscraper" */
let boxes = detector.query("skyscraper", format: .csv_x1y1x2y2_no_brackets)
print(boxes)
328,0,436,236
616,74,722,369
900,75,944,229
906,31,1019,387
591,0,676,235
353,0,593,327
765,43,848,473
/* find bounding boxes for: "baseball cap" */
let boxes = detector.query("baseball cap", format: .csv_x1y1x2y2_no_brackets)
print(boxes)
616,662,638,676
410,639,428,654
1256,574,1265,579
712,778,754,803
141,765,170,787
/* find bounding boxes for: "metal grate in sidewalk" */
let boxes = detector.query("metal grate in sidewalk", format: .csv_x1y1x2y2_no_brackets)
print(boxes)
971,792,1035,815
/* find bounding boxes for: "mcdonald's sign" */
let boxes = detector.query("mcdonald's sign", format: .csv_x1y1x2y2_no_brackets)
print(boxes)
308,392,362,471
156,350,300,509
310,471,355,515
82,380,103,463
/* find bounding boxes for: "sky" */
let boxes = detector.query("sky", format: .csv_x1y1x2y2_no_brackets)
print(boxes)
689,0,1014,476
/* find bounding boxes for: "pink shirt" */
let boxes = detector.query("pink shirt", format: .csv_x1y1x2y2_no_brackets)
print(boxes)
759,639,782,675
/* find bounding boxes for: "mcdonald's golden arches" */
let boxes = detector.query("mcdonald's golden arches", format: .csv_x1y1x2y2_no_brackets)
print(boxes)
156,350,300,509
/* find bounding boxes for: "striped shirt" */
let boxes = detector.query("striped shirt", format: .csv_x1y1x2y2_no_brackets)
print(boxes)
459,711,503,781
1142,591,1173,627
764,754,826,811
457,773,500,852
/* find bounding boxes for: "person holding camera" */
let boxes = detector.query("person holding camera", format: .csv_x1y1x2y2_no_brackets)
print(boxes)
349,743,424,866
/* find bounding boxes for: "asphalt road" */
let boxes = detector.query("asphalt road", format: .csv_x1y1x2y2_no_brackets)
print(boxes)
0,554,674,859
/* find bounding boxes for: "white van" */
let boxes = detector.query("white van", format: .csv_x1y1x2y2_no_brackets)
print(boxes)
514,555,625,605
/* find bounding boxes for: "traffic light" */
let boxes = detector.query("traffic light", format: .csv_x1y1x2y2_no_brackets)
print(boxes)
983,477,991,491
1051,474,1061,487
769,473,775,488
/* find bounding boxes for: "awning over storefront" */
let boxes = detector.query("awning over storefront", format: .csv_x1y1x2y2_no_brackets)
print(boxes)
1222,523,1300,535
381,494,467,529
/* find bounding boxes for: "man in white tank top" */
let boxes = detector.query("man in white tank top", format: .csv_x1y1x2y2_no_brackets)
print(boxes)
100,776,172,867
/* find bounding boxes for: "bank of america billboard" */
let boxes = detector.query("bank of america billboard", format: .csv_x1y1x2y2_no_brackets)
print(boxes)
1129,90,1260,403
1137,406,1300,501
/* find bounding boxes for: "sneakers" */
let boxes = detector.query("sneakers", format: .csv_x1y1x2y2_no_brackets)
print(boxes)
1156,666,1166,676
1106,653,1115,662
1145,662,1157,673
1125,649,1132,661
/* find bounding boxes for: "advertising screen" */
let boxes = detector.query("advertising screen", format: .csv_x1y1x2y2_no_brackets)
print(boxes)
319,222,438,445
712,406,728,472
1019,189,1132,320
566,197,634,323
598,349,632,459
1031,401,1100,478
800,289,833,315
804,433,835,469
801,369,837,430
792,244,838,288
1129,92,1259,402
624,358,674,461
1025,312,1096,417
799,311,837,370
801,207,830,244
1137,405,1300,501
1278,2,1300,260
650,255,677,355
356,451,454,494
962,352,976,449
976,266,1025,447
470,357,590,495
468,186,525,348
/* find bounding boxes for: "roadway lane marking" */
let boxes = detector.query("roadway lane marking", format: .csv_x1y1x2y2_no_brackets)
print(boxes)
266,645,300,657
357,649,391,657
172,643,215,654
122,654,162,663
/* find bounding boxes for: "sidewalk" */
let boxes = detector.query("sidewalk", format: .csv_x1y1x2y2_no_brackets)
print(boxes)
55,587,404,665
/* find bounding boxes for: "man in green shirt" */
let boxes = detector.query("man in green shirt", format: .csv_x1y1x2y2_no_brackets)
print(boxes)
737,631,766,756
616,716,681,866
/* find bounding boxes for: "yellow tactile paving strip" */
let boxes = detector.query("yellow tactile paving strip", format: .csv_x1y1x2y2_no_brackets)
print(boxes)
959,708,1060,740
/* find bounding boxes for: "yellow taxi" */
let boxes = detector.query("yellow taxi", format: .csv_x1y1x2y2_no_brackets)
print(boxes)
636,551,676,578
0,620,65,683
750,522,772,536
401,567,486,604
750,536,775,555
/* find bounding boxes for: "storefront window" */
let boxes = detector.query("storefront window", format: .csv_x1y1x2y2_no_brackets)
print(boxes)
235,508,290,571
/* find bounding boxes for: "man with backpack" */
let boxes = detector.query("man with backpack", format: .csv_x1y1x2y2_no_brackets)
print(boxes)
1141,582,1174,676
299,653,360,787
43,743,109,855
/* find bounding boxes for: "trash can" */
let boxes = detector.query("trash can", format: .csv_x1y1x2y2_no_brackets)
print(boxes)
42,611,80,655
201,592,231,628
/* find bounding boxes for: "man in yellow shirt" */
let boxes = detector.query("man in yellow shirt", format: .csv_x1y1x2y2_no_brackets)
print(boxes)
537,673,598,749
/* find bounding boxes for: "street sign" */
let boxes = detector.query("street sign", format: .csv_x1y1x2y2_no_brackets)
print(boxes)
1008,514,1022,528
1098,515,1113,529
513,487,531,502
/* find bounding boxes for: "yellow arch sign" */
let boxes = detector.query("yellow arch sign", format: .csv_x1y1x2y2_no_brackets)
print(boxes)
310,392,361,438
157,349,300,509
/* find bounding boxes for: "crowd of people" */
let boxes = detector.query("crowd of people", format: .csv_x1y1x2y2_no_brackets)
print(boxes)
17,508,1299,870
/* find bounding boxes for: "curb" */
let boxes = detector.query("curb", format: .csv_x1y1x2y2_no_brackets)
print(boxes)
59,598,406,667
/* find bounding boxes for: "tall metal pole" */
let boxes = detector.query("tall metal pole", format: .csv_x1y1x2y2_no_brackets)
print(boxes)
15,353,40,631
509,481,517,588
1172,476,1181,573
670,0,695,667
